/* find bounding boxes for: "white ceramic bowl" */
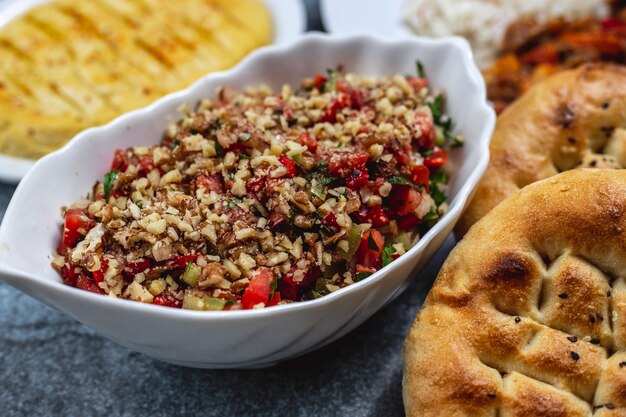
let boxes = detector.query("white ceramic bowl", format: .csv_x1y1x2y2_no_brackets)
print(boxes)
0,34,494,368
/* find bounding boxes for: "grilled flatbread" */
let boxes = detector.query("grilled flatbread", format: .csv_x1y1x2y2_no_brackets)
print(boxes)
404,169,626,416
0,0,272,159
457,63,626,237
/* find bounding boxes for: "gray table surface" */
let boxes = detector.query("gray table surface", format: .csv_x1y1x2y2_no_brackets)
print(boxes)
0,1,456,416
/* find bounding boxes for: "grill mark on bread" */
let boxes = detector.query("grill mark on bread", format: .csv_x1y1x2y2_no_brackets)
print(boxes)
22,16,120,113
56,2,167,77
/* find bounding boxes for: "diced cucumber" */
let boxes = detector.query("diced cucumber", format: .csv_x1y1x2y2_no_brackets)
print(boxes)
182,293,205,310
344,224,365,259
181,262,201,287
182,292,228,311
396,232,412,252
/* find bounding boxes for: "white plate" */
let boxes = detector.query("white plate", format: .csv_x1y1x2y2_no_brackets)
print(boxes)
0,0,306,183
321,0,411,38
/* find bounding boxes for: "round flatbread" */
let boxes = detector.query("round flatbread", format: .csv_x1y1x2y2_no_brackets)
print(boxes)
404,169,626,417
457,63,626,237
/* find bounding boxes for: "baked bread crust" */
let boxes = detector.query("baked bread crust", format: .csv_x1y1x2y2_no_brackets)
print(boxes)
0,0,272,159
457,63,626,237
404,169,626,417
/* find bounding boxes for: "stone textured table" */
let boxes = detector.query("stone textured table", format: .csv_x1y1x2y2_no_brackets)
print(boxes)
0,1,456,415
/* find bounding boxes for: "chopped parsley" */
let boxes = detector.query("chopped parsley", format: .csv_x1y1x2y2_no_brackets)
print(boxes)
169,138,180,150
381,244,396,267
416,60,426,78
226,197,243,209
103,170,119,202
356,271,373,281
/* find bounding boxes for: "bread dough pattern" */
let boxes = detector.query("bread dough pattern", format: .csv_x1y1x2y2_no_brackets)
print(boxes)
404,170,626,417
457,64,626,237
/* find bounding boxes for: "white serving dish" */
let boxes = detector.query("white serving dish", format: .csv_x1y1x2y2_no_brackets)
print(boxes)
0,0,306,183
321,0,411,38
0,34,495,368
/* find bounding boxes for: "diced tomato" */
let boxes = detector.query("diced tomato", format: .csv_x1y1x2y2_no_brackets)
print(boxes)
122,258,151,280
138,155,154,176
153,291,182,308
246,175,267,198
410,165,430,189
424,147,447,170
266,291,281,307
110,149,128,171
320,93,352,123
328,152,368,178
396,213,421,230
321,212,341,235
225,142,247,155
337,80,364,110
62,209,95,250
414,112,435,149
394,144,413,166
76,274,104,294
320,97,343,123
354,205,389,228
388,186,422,217
197,174,224,193
278,255,320,301
61,263,79,287
278,154,297,178
170,254,199,269
92,258,108,285
299,132,318,153
345,169,369,190
312,74,328,90
356,229,384,269
242,268,275,309
407,76,428,92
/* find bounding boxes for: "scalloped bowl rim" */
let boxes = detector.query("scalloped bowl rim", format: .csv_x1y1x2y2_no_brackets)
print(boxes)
0,33,494,322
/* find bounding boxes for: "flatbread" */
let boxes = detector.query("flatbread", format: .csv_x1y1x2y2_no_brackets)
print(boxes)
0,0,272,159
404,169,626,417
457,63,626,237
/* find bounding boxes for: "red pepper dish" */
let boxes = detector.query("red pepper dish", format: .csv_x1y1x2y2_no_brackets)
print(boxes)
51,67,462,310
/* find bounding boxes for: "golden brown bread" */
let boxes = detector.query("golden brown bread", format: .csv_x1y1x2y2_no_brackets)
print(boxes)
457,63,626,237
404,169,626,417
0,0,272,159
